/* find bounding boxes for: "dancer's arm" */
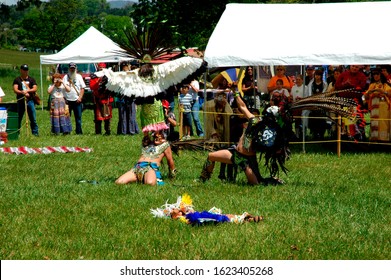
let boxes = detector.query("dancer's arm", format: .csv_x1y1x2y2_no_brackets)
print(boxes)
234,92,254,120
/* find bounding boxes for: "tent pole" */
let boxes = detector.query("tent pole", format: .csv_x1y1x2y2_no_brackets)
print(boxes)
203,69,207,139
302,65,306,153
337,115,341,157
253,65,257,110
39,63,44,111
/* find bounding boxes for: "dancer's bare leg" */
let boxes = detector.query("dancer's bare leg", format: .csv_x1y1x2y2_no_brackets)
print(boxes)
115,170,137,184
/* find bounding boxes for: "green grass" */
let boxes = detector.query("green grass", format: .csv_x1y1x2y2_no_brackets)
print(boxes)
1,107,390,260
0,49,53,102
0,49,390,260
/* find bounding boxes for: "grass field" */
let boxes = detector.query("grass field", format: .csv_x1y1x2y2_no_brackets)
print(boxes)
0,49,390,260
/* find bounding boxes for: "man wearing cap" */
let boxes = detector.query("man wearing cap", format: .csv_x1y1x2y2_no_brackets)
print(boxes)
63,62,86,134
13,64,39,136
305,65,315,85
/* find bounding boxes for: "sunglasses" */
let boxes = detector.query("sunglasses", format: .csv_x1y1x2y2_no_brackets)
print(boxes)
277,68,284,71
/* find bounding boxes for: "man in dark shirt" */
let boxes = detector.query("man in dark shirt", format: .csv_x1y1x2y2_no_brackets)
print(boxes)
12,64,39,136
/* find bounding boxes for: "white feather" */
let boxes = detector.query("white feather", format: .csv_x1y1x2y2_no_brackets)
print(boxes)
96,57,203,98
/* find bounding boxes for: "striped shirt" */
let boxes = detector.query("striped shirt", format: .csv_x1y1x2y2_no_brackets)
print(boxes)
179,93,193,113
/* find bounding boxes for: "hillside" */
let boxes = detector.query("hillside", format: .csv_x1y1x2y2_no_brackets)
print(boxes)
108,0,136,9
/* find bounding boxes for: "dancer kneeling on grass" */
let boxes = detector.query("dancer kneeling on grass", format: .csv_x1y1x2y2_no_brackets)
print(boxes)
115,131,177,186
199,89,290,185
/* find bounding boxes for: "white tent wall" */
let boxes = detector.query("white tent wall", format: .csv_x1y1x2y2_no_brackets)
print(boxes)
39,26,133,109
204,2,391,67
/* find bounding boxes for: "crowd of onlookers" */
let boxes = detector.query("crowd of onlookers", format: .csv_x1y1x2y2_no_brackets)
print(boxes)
194,64,391,143
2,63,391,144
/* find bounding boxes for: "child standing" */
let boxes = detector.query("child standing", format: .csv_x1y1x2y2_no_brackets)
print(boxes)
179,84,192,140
270,79,291,106
47,73,72,135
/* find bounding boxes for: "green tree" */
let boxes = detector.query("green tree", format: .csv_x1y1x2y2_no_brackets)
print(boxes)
103,14,133,43
18,0,89,51
84,0,110,17
15,0,43,11
130,0,229,50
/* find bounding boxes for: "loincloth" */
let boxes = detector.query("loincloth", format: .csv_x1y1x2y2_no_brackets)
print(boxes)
131,161,164,185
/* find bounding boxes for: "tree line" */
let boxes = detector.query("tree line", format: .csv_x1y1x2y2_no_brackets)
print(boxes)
0,0,366,54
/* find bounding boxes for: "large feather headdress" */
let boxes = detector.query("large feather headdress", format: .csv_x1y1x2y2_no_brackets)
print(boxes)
95,56,204,98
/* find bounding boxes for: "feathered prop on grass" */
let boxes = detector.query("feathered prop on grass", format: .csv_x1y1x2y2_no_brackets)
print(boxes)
151,194,263,225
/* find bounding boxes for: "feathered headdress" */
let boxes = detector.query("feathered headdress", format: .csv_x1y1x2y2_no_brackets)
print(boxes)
150,193,194,220
95,56,205,98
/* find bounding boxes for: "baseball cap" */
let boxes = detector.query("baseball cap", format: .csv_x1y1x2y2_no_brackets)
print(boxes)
98,62,106,68
306,65,314,70
69,62,77,68
20,64,29,71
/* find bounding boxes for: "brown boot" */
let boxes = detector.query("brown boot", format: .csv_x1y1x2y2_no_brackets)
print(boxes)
200,159,214,182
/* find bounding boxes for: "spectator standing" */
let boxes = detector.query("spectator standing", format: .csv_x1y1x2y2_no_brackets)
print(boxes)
256,66,272,94
325,66,343,137
63,62,85,134
362,65,372,90
90,63,114,135
291,74,308,138
270,79,291,106
13,64,39,136
47,73,72,135
116,63,139,135
0,85,5,102
308,69,328,140
364,68,391,141
267,66,294,94
334,65,367,101
326,66,343,92
189,79,204,137
242,66,259,109
334,65,367,139
380,65,391,84
178,84,193,140
304,65,315,85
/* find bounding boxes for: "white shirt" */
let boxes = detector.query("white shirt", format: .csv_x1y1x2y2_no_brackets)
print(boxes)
291,84,308,101
0,86,5,98
189,80,200,101
48,84,67,99
63,73,86,101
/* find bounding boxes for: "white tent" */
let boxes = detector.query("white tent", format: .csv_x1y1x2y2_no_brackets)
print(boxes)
40,26,131,64
205,2,391,67
38,26,132,108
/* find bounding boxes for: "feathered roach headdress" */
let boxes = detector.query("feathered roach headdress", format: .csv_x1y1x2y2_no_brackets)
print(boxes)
151,194,261,225
150,193,194,223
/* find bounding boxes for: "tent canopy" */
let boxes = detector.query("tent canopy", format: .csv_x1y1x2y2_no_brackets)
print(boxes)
40,26,132,64
205,2,391,67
